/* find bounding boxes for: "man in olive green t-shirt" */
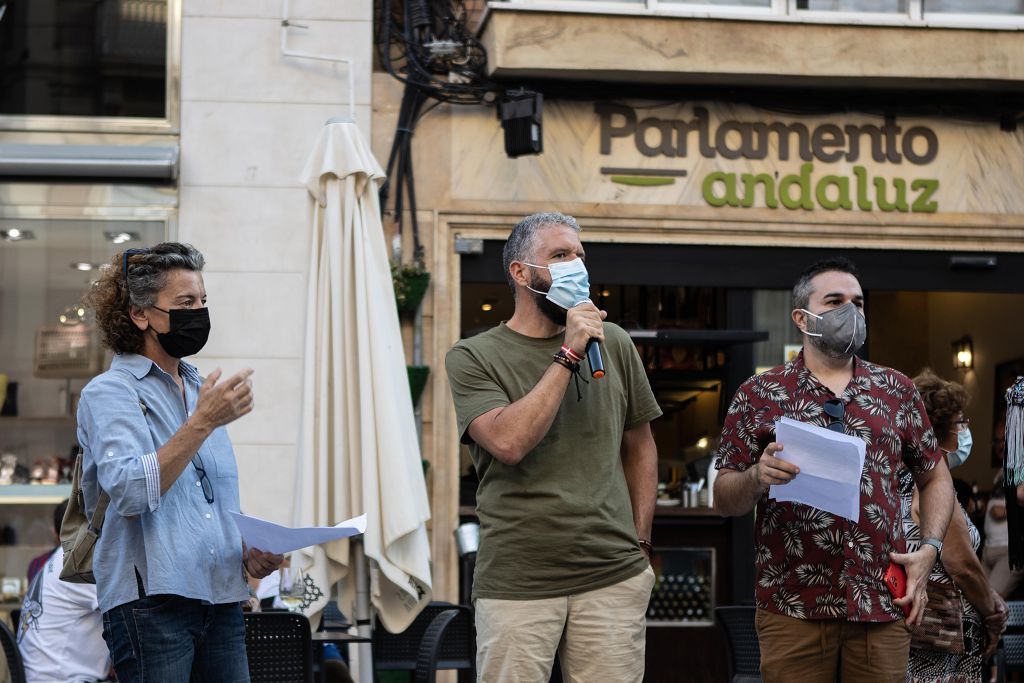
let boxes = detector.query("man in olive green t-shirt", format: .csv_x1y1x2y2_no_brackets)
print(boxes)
445,212,661,683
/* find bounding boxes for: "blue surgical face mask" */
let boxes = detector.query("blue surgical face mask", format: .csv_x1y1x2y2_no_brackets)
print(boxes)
945,428,973,470
524,258,592,309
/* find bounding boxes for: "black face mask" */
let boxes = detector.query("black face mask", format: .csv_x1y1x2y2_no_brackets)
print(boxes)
151,307,210,358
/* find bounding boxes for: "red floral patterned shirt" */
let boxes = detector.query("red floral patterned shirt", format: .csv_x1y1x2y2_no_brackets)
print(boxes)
715,351,942,622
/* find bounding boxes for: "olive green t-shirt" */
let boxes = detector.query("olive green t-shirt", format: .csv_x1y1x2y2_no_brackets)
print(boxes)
445,321,662,600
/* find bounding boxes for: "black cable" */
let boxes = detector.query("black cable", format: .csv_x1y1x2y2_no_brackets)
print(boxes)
413,99,442,126
376,0,502,268
402,94,425,262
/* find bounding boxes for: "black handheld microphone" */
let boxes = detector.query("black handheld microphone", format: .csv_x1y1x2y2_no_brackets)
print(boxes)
586,339,605,379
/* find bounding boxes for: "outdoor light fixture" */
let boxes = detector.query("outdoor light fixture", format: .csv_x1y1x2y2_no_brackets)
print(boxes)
104,231,139,244
499,89,543,158
953,336,974,369
1,228,35,241
58,306,86,326
480,299,496,313
696,436,710,450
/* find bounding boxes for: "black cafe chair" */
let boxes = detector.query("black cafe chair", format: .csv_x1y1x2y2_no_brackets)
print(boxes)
715,605,762,683
414,608,473,683
374,601,475,680
995,600,1024,683
0,618,26,683
244,611,314,683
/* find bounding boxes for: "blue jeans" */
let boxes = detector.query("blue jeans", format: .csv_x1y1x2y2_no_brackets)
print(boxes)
102,594,250,683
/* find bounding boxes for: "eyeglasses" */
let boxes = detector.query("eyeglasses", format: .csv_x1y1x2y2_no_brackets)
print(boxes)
122,248,150,281
192,453,214,504
823,399,845,434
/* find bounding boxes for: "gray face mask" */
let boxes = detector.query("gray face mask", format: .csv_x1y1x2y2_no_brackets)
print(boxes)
800,302,866,358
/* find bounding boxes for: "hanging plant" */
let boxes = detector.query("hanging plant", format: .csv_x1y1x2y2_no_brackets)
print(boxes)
392,261,431,313
407,364,430,406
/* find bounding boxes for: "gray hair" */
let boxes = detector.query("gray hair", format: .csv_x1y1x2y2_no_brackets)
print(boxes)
501,212,581,294
125,242,206,308
792,257,861,310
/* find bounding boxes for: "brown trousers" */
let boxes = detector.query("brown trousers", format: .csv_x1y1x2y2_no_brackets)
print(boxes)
756,608,913,683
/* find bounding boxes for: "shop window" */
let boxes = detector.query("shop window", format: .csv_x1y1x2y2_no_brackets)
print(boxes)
0,217,162,589
499,0,1024,27
0,0,169,118
0,217,163,483
925,0,1024,13
657,0,770,6
753,289,802,372
796,0,907,9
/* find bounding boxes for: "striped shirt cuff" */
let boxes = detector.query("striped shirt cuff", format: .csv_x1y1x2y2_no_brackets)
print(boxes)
141,452,161,512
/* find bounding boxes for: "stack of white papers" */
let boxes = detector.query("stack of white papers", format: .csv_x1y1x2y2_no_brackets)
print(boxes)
769,417,867,523
229,512,367,554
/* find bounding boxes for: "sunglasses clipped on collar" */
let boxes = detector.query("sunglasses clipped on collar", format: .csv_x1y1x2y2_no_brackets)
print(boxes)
823,399,845,434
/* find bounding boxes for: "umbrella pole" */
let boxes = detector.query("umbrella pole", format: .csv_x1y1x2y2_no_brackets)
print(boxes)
353,537,374,683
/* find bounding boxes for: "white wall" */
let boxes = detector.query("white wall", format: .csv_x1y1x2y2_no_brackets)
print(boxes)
179,0,373,523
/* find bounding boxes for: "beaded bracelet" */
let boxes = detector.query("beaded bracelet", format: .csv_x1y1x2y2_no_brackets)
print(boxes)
552,351,580,372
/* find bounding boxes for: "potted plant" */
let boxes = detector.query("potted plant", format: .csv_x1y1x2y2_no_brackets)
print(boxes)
406,364,430,406
391,261,431,313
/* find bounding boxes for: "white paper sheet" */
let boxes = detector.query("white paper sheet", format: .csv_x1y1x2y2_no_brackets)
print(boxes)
229,512,367,555
768,416,867,523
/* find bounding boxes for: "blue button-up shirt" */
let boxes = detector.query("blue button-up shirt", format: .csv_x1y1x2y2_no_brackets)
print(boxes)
77,353,248,613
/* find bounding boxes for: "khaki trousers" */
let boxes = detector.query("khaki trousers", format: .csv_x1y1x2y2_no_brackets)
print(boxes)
474,566,655,683
755,609,912,683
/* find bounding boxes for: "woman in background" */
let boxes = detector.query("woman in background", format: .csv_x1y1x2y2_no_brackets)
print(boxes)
902,369,1007,682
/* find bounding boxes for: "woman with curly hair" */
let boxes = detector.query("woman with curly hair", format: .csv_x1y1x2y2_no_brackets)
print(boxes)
902,369,1007,683
78,243,283,682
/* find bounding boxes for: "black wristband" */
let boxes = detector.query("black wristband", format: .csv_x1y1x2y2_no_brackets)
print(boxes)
552,351,579,372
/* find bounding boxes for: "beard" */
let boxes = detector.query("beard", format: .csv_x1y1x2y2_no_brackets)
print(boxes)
530,271,568,326
808,333,855,360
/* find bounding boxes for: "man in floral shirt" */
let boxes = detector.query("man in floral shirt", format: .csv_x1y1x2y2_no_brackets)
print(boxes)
714,257,954,683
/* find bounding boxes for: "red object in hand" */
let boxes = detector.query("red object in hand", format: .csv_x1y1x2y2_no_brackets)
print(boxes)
884,561,912,618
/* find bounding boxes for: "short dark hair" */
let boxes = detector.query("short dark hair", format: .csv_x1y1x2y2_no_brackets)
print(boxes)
54,498,69,537
792,257,861,310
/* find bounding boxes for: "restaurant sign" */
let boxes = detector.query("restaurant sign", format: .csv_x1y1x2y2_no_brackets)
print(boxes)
596,103,940,213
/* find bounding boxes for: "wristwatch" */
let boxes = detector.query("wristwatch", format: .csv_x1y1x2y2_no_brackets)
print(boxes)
920,537,943,558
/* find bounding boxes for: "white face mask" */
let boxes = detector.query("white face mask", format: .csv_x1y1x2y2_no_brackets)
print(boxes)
523,258,592,309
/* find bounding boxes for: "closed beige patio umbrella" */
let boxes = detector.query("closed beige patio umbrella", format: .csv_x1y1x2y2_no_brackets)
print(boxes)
294,117,432,681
